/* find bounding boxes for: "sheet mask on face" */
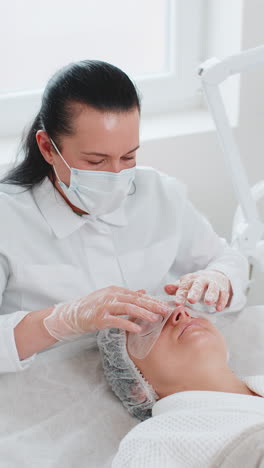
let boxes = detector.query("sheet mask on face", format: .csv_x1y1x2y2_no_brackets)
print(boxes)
50,138,136,218
127,299,217,360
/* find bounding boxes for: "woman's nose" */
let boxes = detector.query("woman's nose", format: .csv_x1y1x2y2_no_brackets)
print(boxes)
111,167,120,173
169,305,191,325
109,160,121,173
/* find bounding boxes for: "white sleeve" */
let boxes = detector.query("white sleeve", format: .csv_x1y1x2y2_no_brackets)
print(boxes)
0,253,36,373
173,199,249,313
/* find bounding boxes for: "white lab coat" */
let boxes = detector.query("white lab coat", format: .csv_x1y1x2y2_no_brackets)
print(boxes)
0,166,248,373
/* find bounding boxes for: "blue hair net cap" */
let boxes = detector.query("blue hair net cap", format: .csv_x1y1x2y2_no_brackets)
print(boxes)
97,328,159,421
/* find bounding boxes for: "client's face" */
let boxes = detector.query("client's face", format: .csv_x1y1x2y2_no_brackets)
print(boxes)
128,305,228,397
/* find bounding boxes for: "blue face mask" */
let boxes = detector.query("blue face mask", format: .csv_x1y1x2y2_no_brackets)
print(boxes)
50,138,136,218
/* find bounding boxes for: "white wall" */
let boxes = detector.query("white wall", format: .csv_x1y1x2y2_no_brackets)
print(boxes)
137,0,264,305
137,1,264,238
1,0,264,304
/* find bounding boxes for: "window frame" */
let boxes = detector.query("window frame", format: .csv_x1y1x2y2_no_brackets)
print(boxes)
0,0,205,136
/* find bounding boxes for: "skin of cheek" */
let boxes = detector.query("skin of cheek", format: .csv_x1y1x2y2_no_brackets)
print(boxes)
53,154,71,186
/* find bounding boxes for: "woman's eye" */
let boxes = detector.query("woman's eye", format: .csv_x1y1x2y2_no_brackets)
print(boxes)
88,160,104,165
86,156,135,165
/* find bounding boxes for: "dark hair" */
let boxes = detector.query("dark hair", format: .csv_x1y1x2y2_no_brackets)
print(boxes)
1,60,141,188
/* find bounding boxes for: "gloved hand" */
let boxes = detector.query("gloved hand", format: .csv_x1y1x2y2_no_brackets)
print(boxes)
43,285,171,341
164,270,232,312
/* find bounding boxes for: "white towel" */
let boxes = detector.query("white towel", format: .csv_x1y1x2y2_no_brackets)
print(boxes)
211,422,264,467
112,375,264,468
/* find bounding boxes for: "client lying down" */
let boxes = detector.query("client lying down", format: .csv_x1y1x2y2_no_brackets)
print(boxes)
97,304,264,468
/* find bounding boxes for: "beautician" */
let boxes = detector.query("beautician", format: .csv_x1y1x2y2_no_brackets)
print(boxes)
0,60,248,373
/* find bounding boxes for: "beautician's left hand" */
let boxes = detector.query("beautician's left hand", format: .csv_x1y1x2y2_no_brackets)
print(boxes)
164,270,233,312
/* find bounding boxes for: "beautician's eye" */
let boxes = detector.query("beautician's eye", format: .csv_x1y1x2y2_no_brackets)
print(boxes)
88,160,104,165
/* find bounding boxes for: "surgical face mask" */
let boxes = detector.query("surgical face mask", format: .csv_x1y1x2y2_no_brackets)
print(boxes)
50,138,136,218
127,301,217,360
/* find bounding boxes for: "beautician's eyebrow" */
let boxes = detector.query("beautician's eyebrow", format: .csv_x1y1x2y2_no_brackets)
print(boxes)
80,145,140,157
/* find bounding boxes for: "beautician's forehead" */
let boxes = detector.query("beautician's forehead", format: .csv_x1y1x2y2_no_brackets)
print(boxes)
103,113,121,130
72,106,140,156
74,106,139,135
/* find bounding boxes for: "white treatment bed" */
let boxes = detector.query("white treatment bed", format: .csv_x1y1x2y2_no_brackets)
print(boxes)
1,44,264,467
0,306,263,468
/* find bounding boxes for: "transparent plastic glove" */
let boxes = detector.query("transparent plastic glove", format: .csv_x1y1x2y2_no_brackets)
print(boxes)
164,270,232,312
43,286,171,341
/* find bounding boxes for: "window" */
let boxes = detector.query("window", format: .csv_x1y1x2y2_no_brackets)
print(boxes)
1,0,171,93
0,0,204,136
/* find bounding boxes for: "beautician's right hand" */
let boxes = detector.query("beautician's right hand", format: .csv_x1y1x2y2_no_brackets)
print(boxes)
43,286,171,341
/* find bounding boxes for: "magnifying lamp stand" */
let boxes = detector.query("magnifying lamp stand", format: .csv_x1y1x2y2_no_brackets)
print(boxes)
199,45,264,275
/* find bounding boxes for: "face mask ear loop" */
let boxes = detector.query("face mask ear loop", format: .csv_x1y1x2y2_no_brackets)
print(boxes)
49,137,72,183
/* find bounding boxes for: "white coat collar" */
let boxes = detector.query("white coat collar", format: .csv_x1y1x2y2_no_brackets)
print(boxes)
98,204,128,227
33,177,128,238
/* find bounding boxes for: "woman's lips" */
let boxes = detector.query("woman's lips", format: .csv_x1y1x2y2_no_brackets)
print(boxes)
179,320,205,338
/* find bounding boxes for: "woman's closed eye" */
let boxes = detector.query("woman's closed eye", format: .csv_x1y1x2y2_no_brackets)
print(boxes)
88,160,105,165
87,156,135,166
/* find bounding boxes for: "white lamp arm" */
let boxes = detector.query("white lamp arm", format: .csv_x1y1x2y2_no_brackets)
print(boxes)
198,45,264,259
198,44,264,85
